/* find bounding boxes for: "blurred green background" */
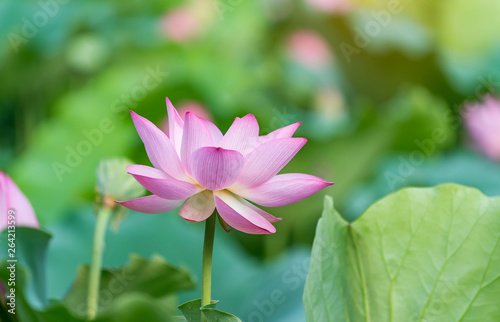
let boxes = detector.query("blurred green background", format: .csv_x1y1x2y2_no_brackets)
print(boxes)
2,0,500,320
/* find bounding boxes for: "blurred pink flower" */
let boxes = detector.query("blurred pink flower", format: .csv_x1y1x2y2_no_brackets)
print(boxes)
304,0,353,13
286,30,332,69
160,6,202,42
160,101,212,134
118,98,333,234
1,171,39,231
464,95,500,162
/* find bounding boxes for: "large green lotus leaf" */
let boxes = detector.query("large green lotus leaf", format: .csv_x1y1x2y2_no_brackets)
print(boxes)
63,254,195,318
304,184,500,321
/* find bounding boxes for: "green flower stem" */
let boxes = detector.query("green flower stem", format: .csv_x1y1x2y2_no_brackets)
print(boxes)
201,212,217,314
87,206,112,320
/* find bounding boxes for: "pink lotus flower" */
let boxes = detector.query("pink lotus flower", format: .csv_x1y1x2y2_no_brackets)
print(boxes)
464,95,500,162
118,98,333,234
1,171,39,231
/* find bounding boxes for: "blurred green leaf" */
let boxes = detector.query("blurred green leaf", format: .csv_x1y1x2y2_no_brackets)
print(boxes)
0,260,81,321
304,185,500,321
45,207,310,321
0,227,51,310
0,266,183,322
0,263,38,322
0,227,82,321
40,301,84,322
0,243,192,321
95,293,177,322
64,254,195,318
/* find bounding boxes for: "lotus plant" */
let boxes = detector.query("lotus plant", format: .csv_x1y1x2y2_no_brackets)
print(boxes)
117,98,333,315
87,158,145,319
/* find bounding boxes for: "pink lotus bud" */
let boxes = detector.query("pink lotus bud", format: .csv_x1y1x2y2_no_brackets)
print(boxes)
1,171,39,231
464,95,500,162
286,30,333,70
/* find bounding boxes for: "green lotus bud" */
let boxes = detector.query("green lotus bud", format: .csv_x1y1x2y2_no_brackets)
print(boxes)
96,158,145,230
97,158,145,202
